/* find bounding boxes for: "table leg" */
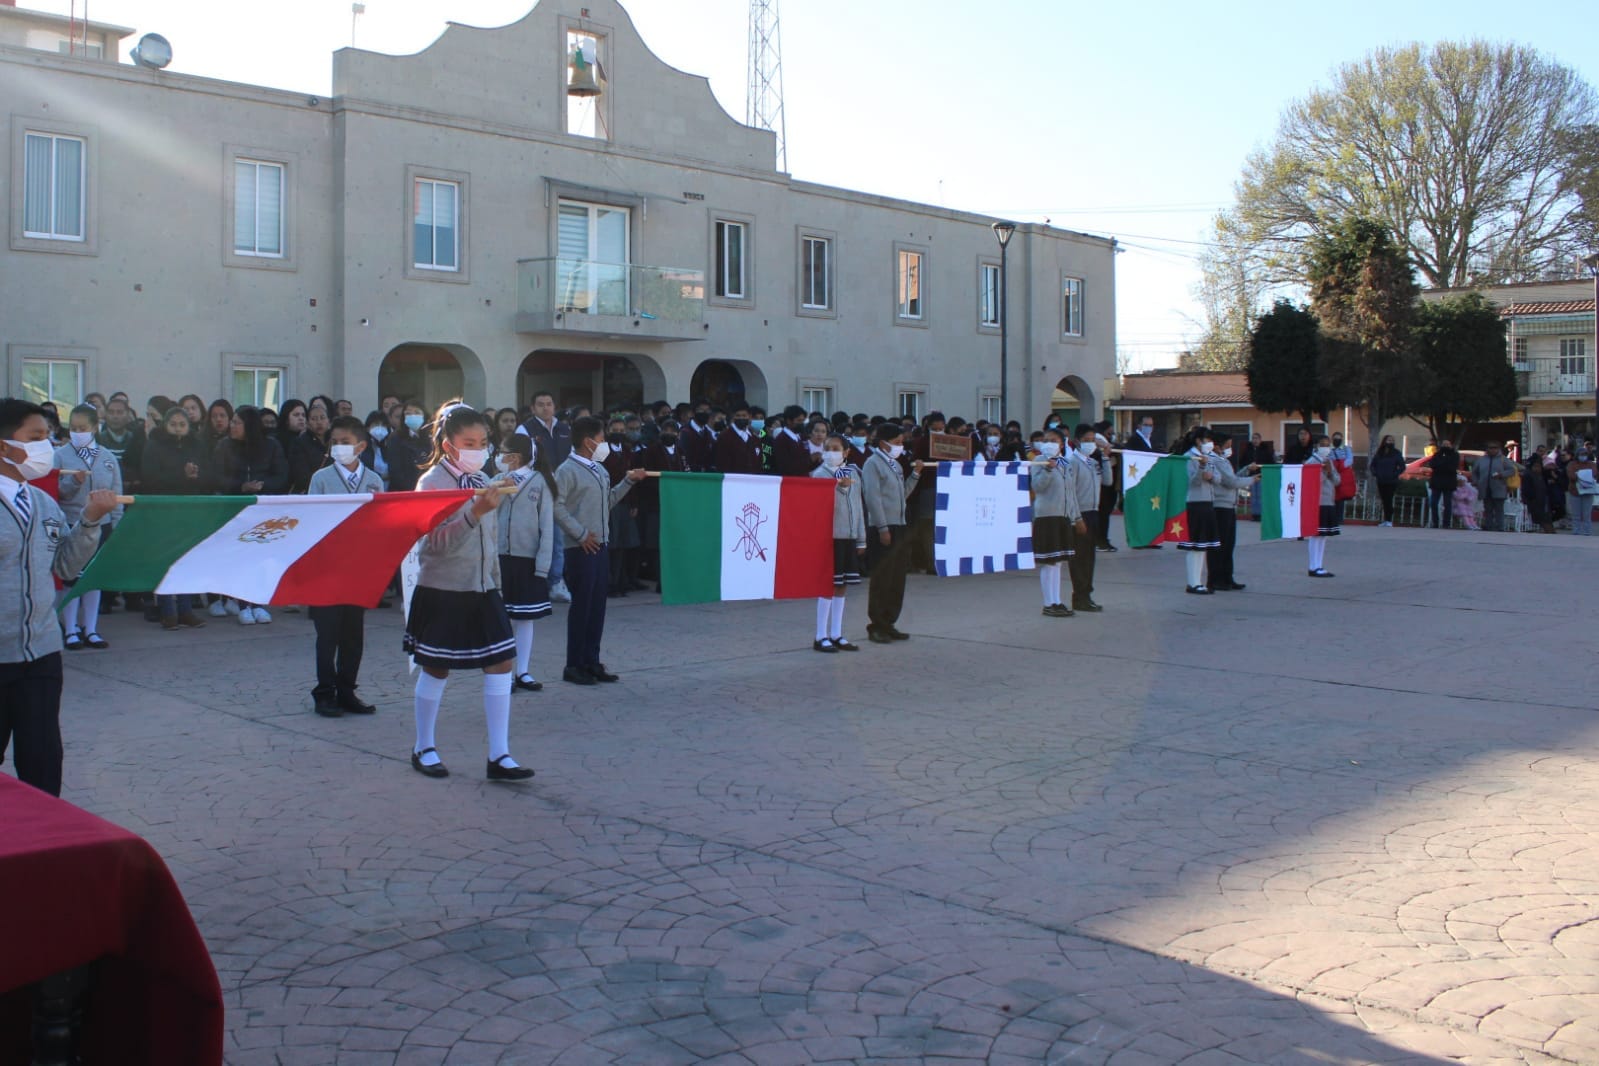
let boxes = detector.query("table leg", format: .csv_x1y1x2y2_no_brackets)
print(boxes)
30,965,89,1066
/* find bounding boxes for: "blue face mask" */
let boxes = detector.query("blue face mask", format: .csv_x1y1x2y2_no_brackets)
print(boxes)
749,419,765,433
403,414,424,431
848,435,867,450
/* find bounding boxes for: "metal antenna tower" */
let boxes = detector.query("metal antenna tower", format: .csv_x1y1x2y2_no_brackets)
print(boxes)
746,0,787,171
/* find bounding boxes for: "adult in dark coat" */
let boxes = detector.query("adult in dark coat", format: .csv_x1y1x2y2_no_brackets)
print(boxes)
517,391,572,467
1426,443,1460,529
1521,449,1553,533
1124,415,1159,453
1367,436,1407,527
288,404,331,493
1283,427,1315,464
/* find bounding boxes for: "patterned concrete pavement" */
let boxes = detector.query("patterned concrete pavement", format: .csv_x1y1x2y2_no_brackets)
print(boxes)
30,521,1599,1064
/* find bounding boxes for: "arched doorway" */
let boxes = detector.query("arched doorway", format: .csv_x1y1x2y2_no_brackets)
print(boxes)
690,359,769,410
518,350,665,415
379,344,474,412
1050,374,1096,429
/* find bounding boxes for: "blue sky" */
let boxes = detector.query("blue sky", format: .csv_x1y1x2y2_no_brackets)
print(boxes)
56,0,1599,370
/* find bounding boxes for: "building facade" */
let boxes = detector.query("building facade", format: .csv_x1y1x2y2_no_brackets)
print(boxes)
1,0,1116,424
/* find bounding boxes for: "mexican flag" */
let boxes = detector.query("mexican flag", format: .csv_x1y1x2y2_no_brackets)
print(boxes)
69,491,472,607
1120,454,1189,547
659,472,835,604
1260,464,1322,541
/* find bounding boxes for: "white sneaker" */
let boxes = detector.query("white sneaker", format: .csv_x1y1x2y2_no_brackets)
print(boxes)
224,599,241,616
252,607,273,624
238,609,256,625
208,600,228,618
1380,521,1392,527
550,580,571,603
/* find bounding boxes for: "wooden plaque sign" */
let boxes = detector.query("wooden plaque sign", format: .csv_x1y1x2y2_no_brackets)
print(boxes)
928,432,973,462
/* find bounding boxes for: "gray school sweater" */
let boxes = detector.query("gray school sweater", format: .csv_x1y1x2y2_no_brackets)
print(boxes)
307,462,384,497
3,483,105,662
1186,449,1217,504
862,450,919,531
811,464,866,547
53,443,124,526
1209,453,1249,508
553,454,634,545
1030,459,1082,522
496,472,555,574
414,464,500,593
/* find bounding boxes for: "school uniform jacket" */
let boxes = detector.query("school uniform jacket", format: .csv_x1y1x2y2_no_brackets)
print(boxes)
862,450,919,531
680,422,715,472
1209,454,1249,509
1185,449,1217,504
1066,450,1100,515
53,442,124,526
769,430,812,477
812,463,867,547
414,463,500,593
713,426,765,474
307,462,384,497
2,480,105,663
495,471,555,576
1030,458,1082,522
553,454,635,546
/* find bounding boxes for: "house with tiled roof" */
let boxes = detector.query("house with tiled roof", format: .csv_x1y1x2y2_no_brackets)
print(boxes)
1425,278,1597,449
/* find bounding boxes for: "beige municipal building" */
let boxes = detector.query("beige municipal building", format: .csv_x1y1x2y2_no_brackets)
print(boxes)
0,0,1116,424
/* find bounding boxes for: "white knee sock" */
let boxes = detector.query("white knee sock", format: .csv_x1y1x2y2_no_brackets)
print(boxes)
828,594,846,639
79,589,101,636
484,672,514,763
1315,539,1329,571
59,597,81,635
513,620,534,676
816,598,832,641
1308,538,1324,570
1039,566,1053,606
1185,551,1205,588
414,672,447,764
1049,564,1064,604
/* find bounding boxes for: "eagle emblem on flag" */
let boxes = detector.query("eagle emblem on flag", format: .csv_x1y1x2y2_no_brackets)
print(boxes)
1286,483,1296,506
732,501,768,561
238,516,300,544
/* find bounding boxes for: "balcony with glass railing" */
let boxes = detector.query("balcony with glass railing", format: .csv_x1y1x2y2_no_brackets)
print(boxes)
516,258,706,341
1522,356,1593,397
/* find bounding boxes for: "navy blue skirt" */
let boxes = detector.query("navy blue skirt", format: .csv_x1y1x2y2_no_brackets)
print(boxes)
404,587,515,670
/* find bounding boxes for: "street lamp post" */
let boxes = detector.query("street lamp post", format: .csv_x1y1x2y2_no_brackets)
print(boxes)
992,221,1017,426
1587,253,1599,447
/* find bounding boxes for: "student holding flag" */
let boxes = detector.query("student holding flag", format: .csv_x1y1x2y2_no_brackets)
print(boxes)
55,403,123,649
1204,430,1258,592
862,424,919,643
405,401,533,782
306,417,383,718
1176,427,1222,595
1308,435,1339,578
1027,427,1080,617
494,433,555,692
810,434,865,650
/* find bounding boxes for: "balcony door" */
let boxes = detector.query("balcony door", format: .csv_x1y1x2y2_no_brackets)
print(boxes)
557,200,629,316
1558,339,1588,395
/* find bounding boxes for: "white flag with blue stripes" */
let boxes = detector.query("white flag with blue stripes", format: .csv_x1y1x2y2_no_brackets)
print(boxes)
933,461,1034,576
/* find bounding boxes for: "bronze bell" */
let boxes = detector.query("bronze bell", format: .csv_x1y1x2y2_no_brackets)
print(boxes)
567,54,602,97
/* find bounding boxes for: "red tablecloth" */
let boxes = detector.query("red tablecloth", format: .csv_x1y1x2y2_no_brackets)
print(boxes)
0,776,223,1066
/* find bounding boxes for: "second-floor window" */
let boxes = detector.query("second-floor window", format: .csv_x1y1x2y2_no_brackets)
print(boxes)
23,132,85,241
1062,277,1084,337
801,235,831,310
897,250,923,319
1560,338,1588,376
234,159,284,257
715,220,747,299
413,179,459,271
979,263,1000,327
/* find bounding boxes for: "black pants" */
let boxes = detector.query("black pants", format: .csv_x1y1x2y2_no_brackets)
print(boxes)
565,545,610,670
908,514,936,574
1097,487,1117,546
1378,482,1397,522
0,653,64,796
866,525,910,629
1207,508,1238,587
310,605,366,699
1069,514,1097,603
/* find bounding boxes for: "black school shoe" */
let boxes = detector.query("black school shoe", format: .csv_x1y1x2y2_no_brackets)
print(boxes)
313,693,342,717
832,637,860,651
1308,569,1335,578
813,639,838,653
1186,585,1213,595
514,674,543,692
487,756,535,782
563,667,597,686
411,748,449,778
339,694,376,715
1214,581,1247,591
866,626,894,644
587,663,620,683
1072,600,1104,612
886,626,910,641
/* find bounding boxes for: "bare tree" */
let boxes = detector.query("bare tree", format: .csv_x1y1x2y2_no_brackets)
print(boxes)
1218,42,1598,290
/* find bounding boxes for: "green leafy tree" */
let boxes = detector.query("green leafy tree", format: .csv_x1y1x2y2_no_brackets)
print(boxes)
1246,299,1328,428
1413,294,1518,445
1307,218,1424,457
1218,41,1599,288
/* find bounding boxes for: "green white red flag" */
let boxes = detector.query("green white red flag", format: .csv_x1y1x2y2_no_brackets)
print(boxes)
69,491,472,607
1259,464,1322,541
658,472,835,604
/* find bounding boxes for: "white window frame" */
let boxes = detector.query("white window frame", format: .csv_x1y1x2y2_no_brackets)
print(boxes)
412,178,459,271
801,386,833,413
233,159,285,259
1559,337,1588,375
716,220,747,300
405,166,471,283
798,231,834,315
1511,335,1529,366
708,211,755,309
20,358,83,408
895,386,926,421
979,391,1002,424
978,260,1001,332
895,245,926,325
223,146,296,271
231,365,285,410
22,132,86,242
1062,276,1084,338
11,118,98,256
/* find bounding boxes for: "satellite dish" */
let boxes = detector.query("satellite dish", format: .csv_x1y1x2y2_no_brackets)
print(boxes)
131,33,172,70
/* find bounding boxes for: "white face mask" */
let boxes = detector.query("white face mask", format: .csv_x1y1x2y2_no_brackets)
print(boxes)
1200,441,1214,454
6,439,55,480
886,443,904,460
69,431,95,450
986,436,1001,447
453,447,488,474
1036,441,1061,458
369,425,389,442
1078,441,1097,457
330,444,358,466
1315,446,1332,461
590,440,611,463
1222,446,1233,459
822,451,845,469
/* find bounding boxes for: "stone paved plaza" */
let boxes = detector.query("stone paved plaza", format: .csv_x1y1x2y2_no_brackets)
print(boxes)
31,521,1599,1064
